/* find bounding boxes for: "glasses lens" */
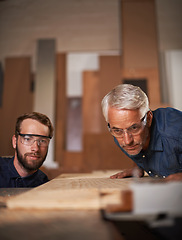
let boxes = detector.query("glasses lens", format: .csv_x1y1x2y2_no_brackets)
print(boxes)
127,123,144,135
38,138,49,147
20,135,34,146
111,128,123,137
20,134,49,147
108,115,146,138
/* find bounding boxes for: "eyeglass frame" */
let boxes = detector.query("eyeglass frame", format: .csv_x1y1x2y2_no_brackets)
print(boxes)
17,132,52,147
107,112,148,138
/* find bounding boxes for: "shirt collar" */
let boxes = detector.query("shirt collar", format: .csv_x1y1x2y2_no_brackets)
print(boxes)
9,157,20,178
148,122,163,151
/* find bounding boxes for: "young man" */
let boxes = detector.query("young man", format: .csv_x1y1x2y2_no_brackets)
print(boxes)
0,112,54,187
101,84,182,181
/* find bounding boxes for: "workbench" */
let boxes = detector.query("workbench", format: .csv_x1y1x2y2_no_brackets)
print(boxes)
0,172,182,240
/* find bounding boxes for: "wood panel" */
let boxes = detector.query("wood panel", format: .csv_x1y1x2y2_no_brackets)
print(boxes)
0,57,33,156
121,0,159,69
62,151,83,173
121,0,161,107
121,68,161,106
82,65,134,172
99,55,122,132
55,53,67,165
83,133,134,172
82,71,101,134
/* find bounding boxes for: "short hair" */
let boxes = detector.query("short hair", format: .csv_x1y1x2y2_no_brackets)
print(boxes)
101,84,150,122
15,112,54,138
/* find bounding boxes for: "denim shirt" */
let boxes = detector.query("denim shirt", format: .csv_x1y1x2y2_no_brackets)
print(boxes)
0,157,49,188
114,107,182,178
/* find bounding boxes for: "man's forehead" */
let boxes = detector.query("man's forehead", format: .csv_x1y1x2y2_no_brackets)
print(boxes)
21,118,40,126
20,119,49,133
108,108,141,118
108,108,142,128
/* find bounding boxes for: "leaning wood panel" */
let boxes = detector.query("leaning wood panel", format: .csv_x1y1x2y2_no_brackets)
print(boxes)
0,57,33,156
99,133,134,170
83,133,134,172
99,55,122,132
121,0,161,106
82,71,101,134
55,53,67,165
121,0,159,69
121,68,161,107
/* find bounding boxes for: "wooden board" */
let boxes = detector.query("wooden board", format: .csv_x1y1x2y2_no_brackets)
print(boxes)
0,57,33,156
6,171,135,210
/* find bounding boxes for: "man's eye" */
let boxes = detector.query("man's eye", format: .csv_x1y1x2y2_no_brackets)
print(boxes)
130,124,140,131
39,139,47,143
113,129,122,134
24,137,32,142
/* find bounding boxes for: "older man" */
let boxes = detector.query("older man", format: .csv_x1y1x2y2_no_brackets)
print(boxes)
0,112,54,187
101,84,182,181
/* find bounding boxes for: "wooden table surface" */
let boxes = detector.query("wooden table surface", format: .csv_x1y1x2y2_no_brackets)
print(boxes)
0,171,128,240
0,188,116,240
1,171,173,240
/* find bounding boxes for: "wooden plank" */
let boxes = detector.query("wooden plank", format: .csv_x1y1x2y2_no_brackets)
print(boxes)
121,0,159,69
82,71,101,134
121,0,161,106
0,57,33,156
121,68,161,108
62,151,83,172
55,53,67,164
99,55,122,132
6,171,134,210
83,133,134,171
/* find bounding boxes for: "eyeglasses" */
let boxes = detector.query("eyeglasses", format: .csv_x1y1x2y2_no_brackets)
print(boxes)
17,132,51,147
108,113,147,138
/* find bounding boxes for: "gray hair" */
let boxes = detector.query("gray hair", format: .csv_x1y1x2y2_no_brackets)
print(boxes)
101,84,150,122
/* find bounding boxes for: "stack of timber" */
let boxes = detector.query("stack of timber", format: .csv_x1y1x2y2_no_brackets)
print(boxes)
6,170,135,211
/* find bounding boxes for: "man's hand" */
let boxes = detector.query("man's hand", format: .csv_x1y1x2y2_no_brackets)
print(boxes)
110,167,144,179
165,172,182,181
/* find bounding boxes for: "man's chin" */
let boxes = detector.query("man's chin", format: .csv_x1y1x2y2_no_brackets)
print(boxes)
124,147,142,156
26,160,44,171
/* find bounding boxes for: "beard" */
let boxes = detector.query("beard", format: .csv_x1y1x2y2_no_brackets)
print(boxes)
16,144,47,171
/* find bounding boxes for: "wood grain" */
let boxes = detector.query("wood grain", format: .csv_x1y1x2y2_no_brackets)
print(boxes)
6,171,134,210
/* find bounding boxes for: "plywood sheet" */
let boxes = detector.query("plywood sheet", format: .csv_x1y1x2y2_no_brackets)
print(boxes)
55,53,67,164
0,57,33,156
83,71,101,134
121,0,159,69
6,171,134,210
121,68,161,107
83,133,134,171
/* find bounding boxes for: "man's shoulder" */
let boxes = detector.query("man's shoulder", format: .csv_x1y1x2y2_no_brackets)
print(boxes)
153,107,182,123
154,107,182,117
153,107,182,137
0,156,14,166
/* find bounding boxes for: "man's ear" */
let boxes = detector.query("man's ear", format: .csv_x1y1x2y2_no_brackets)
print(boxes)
12,135,17,149
147,110,153,127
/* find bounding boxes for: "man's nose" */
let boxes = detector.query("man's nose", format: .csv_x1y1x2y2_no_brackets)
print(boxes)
123,131,133,145
31,140,40,149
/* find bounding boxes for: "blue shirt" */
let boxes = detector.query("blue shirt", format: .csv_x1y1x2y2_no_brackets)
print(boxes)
0,157,49,188
114,107,182,178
